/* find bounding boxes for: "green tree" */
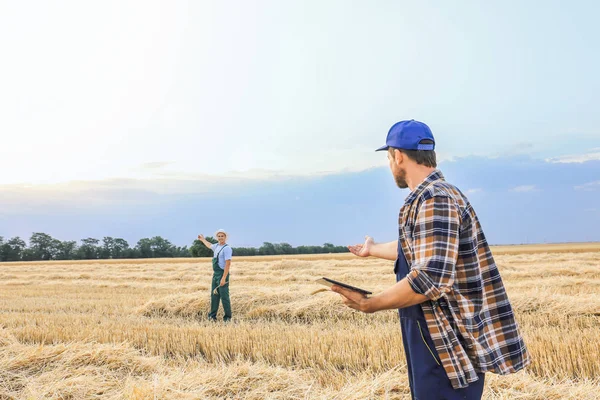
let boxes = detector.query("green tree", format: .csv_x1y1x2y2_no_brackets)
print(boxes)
20,248,37,261
0,232,351,261
259,242,276,255
99,237,129,259
334,245,349,253
125,247,141,259
150,236,176,258
101,237,115,259
176,246,191,257
279,243,294,254
78,238,100,259
297,245,313,254
29,232,60,260
57,241,78,260
135,238,153,258
113,238,130,258
232,247,257,256
0,237,26,261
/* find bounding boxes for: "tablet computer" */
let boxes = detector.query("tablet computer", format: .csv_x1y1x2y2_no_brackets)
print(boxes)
316,277,373,295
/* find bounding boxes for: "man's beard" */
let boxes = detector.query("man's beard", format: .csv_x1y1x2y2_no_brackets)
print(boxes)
394,167,408,189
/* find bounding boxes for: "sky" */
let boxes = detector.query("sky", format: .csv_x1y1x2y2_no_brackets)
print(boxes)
1,1,599,247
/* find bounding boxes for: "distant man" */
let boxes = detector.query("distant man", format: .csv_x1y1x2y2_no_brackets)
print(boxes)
198,229,233,322
334,120,531,399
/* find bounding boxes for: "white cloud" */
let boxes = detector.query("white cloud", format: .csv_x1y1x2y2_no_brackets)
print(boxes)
575,181,600,191
139,162,174,170
466,188,483,194
0,165,362,212
510,185,537,193
546,149,600,164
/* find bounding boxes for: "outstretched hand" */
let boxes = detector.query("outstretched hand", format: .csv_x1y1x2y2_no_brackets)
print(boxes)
347,235,374,257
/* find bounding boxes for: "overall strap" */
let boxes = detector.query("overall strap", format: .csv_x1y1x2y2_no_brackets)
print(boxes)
214,244,228,258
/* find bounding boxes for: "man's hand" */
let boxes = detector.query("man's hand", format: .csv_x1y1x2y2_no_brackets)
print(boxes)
332,285,373,313
348,235,374,257
220,277,227,287
198,234,205,241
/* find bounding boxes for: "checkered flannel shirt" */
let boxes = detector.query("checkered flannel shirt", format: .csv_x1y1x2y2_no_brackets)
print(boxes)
401,170,531,389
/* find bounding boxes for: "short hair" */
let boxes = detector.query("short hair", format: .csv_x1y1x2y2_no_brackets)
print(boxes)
390,140,437,168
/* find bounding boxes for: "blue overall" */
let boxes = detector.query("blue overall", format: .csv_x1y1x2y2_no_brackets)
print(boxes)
396,240,485,400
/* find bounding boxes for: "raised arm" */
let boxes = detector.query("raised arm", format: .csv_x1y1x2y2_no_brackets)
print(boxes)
197,234,214,251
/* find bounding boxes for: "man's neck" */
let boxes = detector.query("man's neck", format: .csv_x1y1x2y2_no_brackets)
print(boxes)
406,167,436,191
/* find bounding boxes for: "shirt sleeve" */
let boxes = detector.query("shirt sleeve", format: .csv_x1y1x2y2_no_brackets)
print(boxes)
405,196,461,302
223,246,233,260
210,243,216,251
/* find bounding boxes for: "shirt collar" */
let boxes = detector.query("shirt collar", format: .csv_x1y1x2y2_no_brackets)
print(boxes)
404,169,445,205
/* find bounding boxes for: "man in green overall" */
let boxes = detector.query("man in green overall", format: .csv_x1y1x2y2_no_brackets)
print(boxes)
197,229,233,322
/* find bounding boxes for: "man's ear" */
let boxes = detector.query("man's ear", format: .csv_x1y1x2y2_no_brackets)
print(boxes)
392,148,404,164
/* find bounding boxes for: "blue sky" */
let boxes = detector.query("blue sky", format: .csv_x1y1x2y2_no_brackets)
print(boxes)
0,1,599,247
2,156,599,247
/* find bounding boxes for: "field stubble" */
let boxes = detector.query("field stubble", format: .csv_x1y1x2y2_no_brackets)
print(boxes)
0,243,599,399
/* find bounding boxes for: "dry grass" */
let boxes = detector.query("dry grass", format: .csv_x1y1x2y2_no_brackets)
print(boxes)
0,245,599,399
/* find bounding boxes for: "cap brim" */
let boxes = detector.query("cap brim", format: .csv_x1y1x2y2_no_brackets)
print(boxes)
375,145,389,152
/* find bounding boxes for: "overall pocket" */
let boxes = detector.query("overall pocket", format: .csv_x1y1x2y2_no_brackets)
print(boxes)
417,320,441,366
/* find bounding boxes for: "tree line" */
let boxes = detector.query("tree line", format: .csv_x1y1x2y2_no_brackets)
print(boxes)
0,233,349,262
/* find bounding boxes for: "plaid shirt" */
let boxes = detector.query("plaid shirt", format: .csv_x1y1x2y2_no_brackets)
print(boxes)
401,170,531,389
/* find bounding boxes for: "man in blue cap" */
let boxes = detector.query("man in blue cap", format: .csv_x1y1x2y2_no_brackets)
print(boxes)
332,120,531,399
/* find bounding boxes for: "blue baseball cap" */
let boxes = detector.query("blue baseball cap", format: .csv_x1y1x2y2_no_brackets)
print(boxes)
375,120,435,152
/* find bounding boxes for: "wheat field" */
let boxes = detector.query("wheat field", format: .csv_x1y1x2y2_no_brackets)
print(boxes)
0,243,599,399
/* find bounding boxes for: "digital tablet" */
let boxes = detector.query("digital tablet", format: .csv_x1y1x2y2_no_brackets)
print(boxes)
316,277,373,295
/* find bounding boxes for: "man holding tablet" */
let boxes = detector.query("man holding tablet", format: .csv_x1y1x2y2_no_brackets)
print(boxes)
332,120,531,399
